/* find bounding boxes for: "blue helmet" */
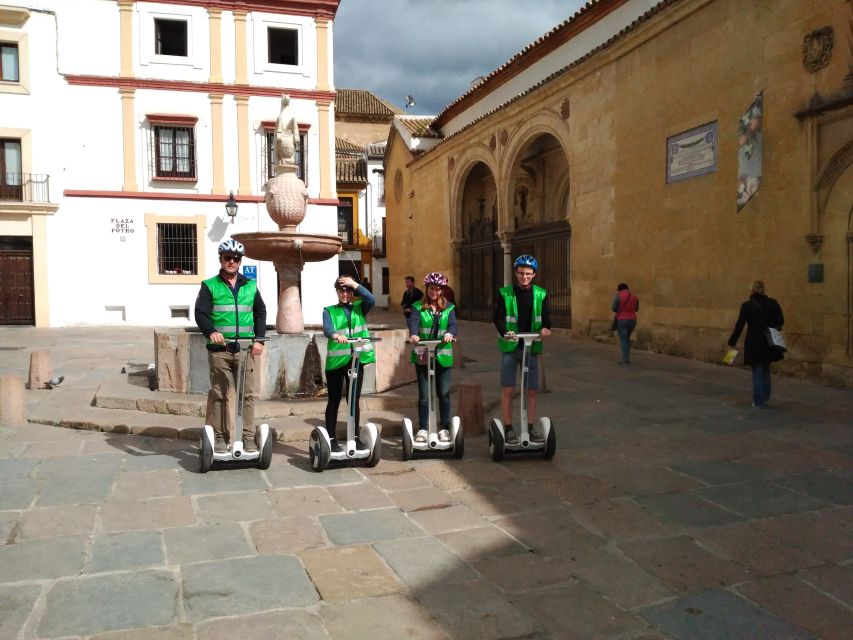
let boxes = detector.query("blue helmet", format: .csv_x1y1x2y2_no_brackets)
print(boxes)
513,254,538,271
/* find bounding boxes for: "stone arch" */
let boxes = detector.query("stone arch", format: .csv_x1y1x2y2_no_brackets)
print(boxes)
448,144,499,241
815,137,853,237
499,112,571,234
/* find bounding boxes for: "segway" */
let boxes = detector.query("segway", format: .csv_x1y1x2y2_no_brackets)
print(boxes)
489,332,556,461
199,338,273,473
401,339,463,460
308,337,382,472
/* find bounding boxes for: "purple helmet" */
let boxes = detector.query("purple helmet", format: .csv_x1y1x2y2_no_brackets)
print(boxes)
424,272,448,287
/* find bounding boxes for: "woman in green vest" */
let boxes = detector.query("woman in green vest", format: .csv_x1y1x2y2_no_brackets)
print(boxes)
322,275,376,451
407,272,458,443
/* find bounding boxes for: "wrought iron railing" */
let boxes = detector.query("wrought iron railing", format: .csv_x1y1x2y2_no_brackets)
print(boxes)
372,233,386,257
0,173,50,203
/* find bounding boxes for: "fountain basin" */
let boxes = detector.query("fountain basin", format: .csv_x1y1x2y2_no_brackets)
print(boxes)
232,231,342,263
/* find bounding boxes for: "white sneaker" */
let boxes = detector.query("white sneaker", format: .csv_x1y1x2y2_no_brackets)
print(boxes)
438,429,451,442
415,429,428,443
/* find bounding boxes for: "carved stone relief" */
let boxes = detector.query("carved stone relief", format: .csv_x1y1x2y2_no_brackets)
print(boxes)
803,26,833,73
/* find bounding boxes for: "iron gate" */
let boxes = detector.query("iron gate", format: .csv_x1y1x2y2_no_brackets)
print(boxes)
0,236,35,325
458,218,502,322
512,221,571,328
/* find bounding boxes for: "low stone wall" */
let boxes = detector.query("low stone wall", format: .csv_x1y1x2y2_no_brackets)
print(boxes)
155,327,415,400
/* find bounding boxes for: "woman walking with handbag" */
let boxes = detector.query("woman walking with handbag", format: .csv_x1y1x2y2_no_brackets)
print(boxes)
611,283,639,365
727,280,785,408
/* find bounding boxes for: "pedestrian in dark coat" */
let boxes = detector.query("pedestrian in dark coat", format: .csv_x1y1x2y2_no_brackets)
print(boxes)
728,280,784,408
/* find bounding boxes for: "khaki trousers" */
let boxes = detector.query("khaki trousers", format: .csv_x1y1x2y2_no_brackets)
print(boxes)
205,350,258,443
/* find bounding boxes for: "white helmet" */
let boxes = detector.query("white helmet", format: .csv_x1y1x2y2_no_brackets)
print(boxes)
218,239,245,255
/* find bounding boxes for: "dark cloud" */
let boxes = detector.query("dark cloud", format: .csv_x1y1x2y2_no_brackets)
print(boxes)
334,0,585,115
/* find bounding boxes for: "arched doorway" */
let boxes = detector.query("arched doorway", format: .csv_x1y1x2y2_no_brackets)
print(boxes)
506,133,571,327
458,161,500,321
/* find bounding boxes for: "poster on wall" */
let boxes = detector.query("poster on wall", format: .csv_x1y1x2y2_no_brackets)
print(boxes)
666,122,717,183
737,92,763,212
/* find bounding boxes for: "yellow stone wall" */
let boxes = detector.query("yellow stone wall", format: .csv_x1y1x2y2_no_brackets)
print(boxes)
386,0,853,386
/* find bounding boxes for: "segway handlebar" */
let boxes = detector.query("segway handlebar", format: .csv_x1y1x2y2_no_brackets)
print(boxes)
411,338,456,347
344,336,382,344
503,332,542,342
222,337,267,351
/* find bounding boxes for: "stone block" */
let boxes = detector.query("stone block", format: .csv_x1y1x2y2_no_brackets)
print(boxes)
0,374,26,426
455,383,484,435
373,328,416,391
27,350,51,389
155,330,189,393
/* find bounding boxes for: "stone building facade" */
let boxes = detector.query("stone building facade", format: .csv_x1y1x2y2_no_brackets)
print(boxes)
384,0,853,387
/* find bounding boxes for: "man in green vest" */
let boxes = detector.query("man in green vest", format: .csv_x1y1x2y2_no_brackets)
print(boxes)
195,239,267,453
494,254,552,443
323,275,375,452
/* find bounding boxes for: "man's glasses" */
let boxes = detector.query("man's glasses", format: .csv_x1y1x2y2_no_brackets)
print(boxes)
222,254,242,263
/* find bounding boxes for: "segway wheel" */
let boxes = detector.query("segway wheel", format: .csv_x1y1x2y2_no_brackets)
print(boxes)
543,418,556,460
401,419,413,461
309,428,330,473
258,432,273,470
199,432,213,474
489,419,504,462
453,423,464,459
367,432,382,467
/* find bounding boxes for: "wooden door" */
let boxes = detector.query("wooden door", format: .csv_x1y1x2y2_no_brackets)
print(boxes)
0,238,34,325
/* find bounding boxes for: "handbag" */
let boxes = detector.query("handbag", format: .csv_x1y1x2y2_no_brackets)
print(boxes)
766,327,787,352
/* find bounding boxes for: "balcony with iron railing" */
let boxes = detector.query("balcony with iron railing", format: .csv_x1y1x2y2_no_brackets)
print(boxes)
372,232,386,258
1,173,51,203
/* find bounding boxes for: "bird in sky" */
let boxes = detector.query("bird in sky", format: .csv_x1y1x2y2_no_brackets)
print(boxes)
404,95,416,109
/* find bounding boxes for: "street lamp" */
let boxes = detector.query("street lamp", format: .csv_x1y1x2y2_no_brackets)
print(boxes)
225,191,238,220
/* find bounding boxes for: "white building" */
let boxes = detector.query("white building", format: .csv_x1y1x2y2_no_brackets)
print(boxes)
0,0,342,327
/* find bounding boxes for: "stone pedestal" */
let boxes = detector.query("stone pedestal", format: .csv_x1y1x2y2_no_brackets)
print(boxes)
28,351,51,390
456,383,484,435
0,375,26,426
154,328,415,399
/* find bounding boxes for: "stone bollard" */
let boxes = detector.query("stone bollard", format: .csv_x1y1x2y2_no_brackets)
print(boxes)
452,340,464,368
456,383,484,435
0,375,26,426
28,350,52,390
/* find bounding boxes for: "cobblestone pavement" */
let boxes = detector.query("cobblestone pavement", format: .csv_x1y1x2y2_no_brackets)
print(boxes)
0,314,851,639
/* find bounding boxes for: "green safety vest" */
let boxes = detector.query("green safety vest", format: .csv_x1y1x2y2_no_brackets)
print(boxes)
204,275,257,344
498,285,546,354
410,301,455,368
325,300,375,370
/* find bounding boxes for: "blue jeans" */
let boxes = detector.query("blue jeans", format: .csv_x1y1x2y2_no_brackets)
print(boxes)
616,319,636,363
415,363,451,428
751,364,771,407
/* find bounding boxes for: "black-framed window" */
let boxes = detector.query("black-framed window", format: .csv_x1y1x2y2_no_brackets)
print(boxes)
0,138,22,200
264,130,307,183
0,43,19,82
337,196,354,245
154,125,195,179
268,27,298,65
156,223,197,275
155,18,188,57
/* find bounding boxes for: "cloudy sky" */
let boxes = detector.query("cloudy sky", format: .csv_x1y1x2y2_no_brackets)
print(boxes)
333,0,587,116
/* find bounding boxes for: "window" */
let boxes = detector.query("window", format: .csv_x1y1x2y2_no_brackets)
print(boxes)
157,223,196,275
0,43,18,81
0,138,22,200
154,18,187,57
377,174,385,205
263,129,307,183
268,27,298,65
154,125,195,179
337,196,354,245
144,214,205,283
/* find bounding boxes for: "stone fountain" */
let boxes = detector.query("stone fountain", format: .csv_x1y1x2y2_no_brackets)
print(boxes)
153,95,414,400
233,94,342,333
